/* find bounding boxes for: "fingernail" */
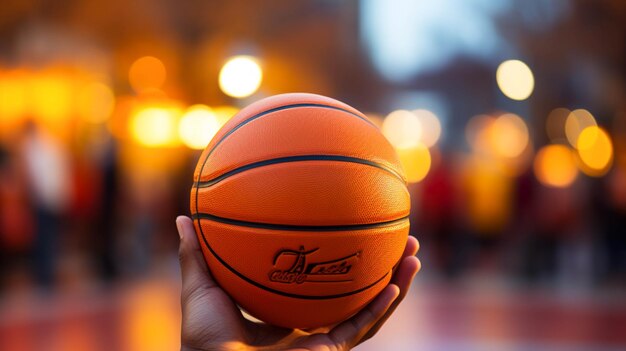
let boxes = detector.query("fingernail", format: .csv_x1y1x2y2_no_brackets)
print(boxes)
176,217,184,240
390,284,400,299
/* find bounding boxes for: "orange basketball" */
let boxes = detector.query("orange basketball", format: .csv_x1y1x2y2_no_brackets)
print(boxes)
190,93,410,328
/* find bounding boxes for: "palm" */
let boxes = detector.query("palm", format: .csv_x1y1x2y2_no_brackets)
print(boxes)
177,216,420,351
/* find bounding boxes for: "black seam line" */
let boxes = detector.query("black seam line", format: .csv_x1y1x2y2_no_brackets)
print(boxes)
193,103,386,300
195,103,392,230
195,154,405,188
191,213,410,232
209,103,375,163
196,226,391,300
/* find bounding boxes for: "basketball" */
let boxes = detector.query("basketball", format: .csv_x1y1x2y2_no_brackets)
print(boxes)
190,93,410,328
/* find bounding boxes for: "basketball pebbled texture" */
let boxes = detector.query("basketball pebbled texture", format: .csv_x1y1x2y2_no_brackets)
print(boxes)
190,93,410,328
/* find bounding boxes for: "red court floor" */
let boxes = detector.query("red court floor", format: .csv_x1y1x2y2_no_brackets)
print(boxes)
1,269,625,351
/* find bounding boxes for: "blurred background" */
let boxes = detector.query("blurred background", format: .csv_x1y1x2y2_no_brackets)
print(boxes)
1,0,625,350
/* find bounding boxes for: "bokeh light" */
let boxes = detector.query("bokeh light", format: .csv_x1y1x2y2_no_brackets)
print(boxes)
463,156,513,233
412,109,441,148
534,144,578,188
0,70,28,120
218,56,263,98
382,109,422,149
546,107,570,143
397,143,431,183
130,105,182,147
212,105,240,125
29,72,73,122
129,56,167,93
496,59,534,101
77,82,116,124
576,126,613,176
565,109,597,148
178,105,221,150
490,113,529,158
466,114,496,154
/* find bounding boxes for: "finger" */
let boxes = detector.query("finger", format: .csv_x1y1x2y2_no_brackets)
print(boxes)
359,254,420,344
391,236,418,273
177,215,217,300
328,284,400,348
358,236,420,343
403,235,420,258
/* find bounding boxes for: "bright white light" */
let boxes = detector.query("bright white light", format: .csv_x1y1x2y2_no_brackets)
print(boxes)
382,110,422,149
496,60,534,101
219,56,262,98
130,106,181,147
412,109,441,148
179,105,221,150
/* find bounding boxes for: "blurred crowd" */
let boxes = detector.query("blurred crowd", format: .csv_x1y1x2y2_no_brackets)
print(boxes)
1,106,626,295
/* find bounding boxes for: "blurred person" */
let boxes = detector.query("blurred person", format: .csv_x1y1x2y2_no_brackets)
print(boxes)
19,121,72,290
0,143,35,291
458,155,513,276
94,135,120,282
595,170,626,284
175,216,421,351
419,155,464,278
522,182,581,285
71,128,120,282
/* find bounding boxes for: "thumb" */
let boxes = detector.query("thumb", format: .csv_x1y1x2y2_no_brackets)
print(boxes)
176,215,217,300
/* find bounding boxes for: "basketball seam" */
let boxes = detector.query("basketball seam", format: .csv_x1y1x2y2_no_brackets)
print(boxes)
195,154,405,188
191,213,409,231
195,217,393,300
206,103,376,163
193,103,397,300
196,103,406,185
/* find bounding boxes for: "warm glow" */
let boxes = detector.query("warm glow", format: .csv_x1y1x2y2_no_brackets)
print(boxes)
77,82,116,123
179,105,221,150
565,109,596,148
463,156,513,233
546,108,570,143
30,73,73,122
382,110,422,149
466,114,496,154
0,70,28,119
129,56,167,93
397,143,431,183
219,56,262,98
576,126,613,176
534,144,578,188
496,59,534,101
130,105,181,147
412,109,441,148
366,113,384,129
123,282,179,351
212,105,240,125
490,113,529,158
0,70,29,136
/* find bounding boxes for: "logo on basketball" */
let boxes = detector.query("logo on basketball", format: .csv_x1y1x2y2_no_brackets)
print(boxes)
269,246,360,284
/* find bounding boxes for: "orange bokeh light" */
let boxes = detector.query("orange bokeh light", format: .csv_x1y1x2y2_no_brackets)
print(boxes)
129,56,167,93
397,143,431,183
576,126,613,176
565,109,596,148
490,113,529,158
534,144,579,188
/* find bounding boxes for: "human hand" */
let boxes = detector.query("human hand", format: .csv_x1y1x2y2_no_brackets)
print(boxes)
176,215,421,351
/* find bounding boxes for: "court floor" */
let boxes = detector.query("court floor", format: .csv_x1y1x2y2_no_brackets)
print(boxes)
1,266,625,351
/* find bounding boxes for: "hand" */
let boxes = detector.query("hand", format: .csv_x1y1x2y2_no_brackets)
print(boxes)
176,215,421,351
